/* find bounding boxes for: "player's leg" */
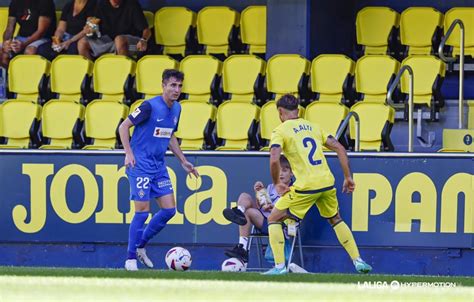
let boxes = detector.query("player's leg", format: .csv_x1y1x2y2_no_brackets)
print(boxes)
317,189,372,273
125,174,153,271
262,206,289,275
223,192,256,226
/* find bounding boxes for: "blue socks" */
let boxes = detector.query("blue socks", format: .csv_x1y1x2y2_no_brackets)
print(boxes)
137,208,176,248
127,211,149,259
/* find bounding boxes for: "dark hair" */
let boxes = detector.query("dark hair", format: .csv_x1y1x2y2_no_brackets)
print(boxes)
162,69,184,83
280,155,291,170
276,94,299,111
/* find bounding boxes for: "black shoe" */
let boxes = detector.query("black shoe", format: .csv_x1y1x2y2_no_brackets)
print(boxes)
225,244,249,263
223,207,247,226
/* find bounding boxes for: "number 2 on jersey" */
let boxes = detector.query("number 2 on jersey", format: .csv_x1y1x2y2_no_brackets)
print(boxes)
303,137,322,165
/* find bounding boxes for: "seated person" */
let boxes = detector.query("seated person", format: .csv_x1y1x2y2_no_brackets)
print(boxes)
77,0,151,59
1,0,56,67
222,155,293,264
37,0,97,60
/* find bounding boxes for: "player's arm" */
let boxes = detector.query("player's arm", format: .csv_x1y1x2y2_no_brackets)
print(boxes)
118,118,135,168
270,146,289,195
324,136,355,193
169,134,199,178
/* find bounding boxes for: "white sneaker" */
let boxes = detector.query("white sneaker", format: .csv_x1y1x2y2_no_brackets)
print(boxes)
125,259,138,271
137,248,154,268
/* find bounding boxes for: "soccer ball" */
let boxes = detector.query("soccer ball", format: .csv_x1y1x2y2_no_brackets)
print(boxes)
221,258,246,272
165,247,192,271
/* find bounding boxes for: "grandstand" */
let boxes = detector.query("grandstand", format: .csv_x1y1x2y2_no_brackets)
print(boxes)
0,1,472,295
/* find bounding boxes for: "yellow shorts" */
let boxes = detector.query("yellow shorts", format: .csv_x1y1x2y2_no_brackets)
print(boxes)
274,186,338,220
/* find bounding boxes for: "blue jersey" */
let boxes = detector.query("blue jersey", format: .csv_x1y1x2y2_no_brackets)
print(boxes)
128,96,181,175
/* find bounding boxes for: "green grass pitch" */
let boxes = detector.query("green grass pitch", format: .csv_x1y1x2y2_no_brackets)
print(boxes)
0,266,472,301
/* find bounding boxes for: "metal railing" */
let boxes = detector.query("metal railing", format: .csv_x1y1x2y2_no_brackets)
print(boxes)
335,111,360,152
388,65,414,152
438,19,465,129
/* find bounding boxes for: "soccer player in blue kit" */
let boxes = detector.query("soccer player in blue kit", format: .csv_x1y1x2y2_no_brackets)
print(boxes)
118,69,199,271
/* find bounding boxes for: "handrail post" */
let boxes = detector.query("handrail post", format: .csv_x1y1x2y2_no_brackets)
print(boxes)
335,111,360,152
438,19,465,129
388,65,414,152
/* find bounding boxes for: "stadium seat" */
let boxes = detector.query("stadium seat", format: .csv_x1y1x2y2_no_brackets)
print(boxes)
0,7,18,43
179,55,222,103
49,55,93,102
258,100,305,151
92,54,135,103
143,11,154,28
40,101,85,149
309,54,355,104
400,7,443,56
0,100,41,149
83,100,128,149
355,55,400,104
7,55,50,103
174,100,217,150
444,7,474,57
154,7,197,57
221,54,265,103
304,102,349,149
400,55,445,119
240,6,266,55
356,7,400,55
265,54,310,102
439,129,474,152
349,102,395,151
197,6,240,56
135,55,179,100
215,101,259,150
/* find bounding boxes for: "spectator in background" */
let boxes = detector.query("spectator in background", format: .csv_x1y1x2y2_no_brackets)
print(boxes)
77,0,151,59
0,0,56,67
37,0,97,60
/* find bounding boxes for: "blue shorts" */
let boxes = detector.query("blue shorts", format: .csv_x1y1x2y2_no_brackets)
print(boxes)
127,168,173,201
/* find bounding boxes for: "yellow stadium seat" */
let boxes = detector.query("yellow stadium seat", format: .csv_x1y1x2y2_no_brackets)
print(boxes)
215,102,259,150
92,54,135,103
197,6,240,56
0,7,19,42
135,55,179,100
266,54,310,102
7,55,50,103
40,101,85,149
356,7,400,55
355,55,399,103
444,7,474,57
400,7,443,56
439,129,473,152
56,10,61,23
259,100,305,151
349,102,395,151
155,7,197,57
310,54,355,103
83,100,128,149
129,99,144,137
50,55,93,102
240,6,266,55
143,11,154,28
221,54,265,103
174,100,217,150
400,55,445,119
179,55,222,103
304,102,349,149
0,100,41,149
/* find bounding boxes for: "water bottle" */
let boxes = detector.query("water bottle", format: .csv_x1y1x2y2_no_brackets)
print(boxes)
256,188,271,207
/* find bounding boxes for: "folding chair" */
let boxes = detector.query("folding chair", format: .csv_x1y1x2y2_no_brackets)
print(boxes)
245,221,305,272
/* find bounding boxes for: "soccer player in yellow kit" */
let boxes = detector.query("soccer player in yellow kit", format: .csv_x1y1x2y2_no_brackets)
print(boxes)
263,94,372,275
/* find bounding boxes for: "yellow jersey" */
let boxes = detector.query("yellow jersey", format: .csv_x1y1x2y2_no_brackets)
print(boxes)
270,118,335,191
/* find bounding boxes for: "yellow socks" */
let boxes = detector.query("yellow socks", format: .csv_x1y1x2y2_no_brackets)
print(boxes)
268,223,286,266
333,221,360,260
